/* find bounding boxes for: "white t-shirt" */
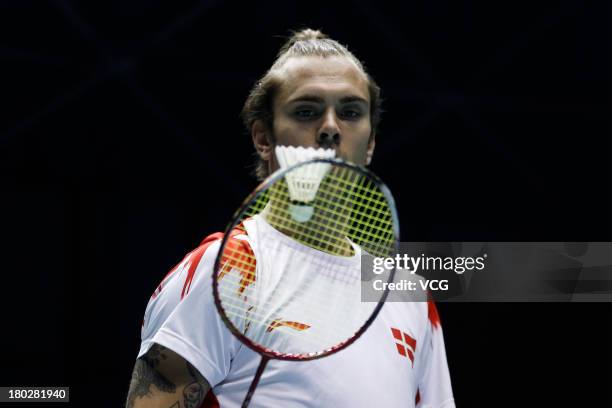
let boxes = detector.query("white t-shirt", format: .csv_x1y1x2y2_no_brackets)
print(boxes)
139,215,455,408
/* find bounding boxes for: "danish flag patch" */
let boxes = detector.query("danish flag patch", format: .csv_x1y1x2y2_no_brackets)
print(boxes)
391,327,417,366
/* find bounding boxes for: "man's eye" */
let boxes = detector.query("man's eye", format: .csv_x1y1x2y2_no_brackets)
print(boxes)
341,110,362,119
294,109,317,119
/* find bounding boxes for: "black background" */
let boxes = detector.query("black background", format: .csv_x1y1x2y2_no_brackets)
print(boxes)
1,1,611,406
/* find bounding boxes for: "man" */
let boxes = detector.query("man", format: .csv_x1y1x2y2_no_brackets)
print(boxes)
126,29,455,408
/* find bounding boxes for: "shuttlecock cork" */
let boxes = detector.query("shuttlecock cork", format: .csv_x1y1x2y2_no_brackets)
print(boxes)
274,145,335,222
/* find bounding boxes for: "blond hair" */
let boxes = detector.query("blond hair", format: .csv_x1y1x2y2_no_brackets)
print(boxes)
242,28,383,179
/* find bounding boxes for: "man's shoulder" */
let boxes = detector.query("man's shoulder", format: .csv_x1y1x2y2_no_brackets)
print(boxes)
146,224,254,307
140,236,225,356
159,236,224,300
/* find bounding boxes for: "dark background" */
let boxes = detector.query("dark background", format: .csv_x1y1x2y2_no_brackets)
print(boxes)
1,0,611,406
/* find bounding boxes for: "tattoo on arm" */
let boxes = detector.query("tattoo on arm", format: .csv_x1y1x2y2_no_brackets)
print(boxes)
183,361,206,408
126,345,176,408
126,344,211,408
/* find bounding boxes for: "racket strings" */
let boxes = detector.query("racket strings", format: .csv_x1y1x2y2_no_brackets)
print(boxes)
218,249,366,322
216,161,396,357
218,297,366,339
218,285,365,333
217,242,375,353
218,283,372,353
249,170,394,258
219,287,366,346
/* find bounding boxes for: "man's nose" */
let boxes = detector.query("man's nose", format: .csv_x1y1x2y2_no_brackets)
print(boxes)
317,110,341,148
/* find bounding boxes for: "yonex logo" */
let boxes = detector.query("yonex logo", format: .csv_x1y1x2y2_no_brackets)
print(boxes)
391,327,417,366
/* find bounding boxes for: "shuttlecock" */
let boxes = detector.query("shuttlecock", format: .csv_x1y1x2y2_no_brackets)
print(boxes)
274,145,335,222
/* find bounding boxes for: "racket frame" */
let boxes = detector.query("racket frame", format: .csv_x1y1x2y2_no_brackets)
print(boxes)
212,158,400,361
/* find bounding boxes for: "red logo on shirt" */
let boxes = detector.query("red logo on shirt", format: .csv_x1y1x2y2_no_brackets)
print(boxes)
391,327,417,366
266,318,311,333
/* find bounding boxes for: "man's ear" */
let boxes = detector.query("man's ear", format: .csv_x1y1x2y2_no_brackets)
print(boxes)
252,120,274,160
366,133,376,165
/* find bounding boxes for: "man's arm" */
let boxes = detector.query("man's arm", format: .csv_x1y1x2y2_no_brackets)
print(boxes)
126,343,211,408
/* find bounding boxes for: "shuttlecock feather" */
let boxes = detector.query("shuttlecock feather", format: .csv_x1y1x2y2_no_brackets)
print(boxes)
274,146,335,222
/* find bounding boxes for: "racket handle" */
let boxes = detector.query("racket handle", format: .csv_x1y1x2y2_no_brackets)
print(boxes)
241,356,270,408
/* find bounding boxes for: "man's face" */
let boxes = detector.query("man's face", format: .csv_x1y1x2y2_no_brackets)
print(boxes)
267,55,375,172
